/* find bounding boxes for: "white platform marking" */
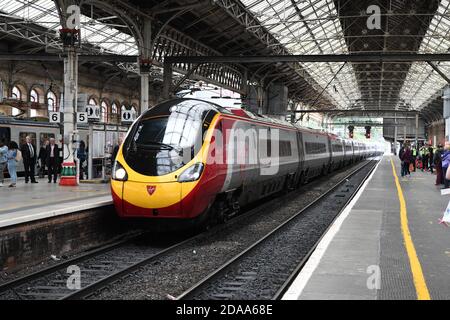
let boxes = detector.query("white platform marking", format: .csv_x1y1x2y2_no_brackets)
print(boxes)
282,159,382,300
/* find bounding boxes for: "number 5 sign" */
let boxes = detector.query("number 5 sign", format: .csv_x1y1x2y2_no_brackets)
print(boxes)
49,112,61,123
77,112,88,124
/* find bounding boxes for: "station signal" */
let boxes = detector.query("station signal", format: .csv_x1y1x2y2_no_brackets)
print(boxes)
348,125,354,139
365,126,371,139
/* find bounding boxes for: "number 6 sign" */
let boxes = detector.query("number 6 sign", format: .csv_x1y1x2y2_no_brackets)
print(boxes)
49,112,61,123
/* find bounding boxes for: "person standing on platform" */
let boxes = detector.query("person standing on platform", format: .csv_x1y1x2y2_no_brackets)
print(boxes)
421,144,429,172
21,136,38,184
429,145,434,174
0,139,8,187
400,144,411,177
6,141,19,188
434,144,444,186
76,140,87,180
441,143,450,188
411,146,417,172
399,144,405,176
45,138,60,183
38,139,49,178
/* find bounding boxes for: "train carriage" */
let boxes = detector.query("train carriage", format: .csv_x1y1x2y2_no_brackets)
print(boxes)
111,98,381,227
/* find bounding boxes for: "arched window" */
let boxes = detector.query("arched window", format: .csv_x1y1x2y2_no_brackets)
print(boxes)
47,90,57,113
111,102,118,115
12,86,21,100
101,100,109,123
131,105,137,118
121,105,127,113
88,97,97,106
30,89,38,102
11,108,20,116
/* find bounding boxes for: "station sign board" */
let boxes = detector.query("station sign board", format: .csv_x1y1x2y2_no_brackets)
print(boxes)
76,112,88,124
49,112,61,123
85,104,100,121
121,110,135,123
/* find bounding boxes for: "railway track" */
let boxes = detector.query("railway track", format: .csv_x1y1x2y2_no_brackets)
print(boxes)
0,188,294,300
177,159,378,300
0,159,376,300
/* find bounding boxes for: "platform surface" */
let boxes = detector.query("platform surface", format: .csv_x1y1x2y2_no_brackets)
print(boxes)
284,155,450,300
0,177,112,228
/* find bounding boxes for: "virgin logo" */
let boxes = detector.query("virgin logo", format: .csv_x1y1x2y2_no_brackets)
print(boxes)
147,186,156,195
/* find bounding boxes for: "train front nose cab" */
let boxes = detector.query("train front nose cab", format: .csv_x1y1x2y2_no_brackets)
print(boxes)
111,99,218,218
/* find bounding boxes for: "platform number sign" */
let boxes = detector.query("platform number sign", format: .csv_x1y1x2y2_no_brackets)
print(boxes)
85,105,100,121
77,112,88,124
49,112,61,123
121,110,134,123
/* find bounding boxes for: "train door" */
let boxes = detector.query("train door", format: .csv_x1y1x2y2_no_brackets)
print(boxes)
296,131,304,175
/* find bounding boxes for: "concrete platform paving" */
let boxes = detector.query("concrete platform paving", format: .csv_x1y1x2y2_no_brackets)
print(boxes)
0,177,112,228
284,155,450,300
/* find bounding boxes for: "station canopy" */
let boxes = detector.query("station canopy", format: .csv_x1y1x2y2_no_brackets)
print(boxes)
0,0,450,119
241,0,449,116
0,0,138,55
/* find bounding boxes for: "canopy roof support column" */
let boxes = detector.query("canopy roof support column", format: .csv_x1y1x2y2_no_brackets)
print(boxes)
443,86,450,141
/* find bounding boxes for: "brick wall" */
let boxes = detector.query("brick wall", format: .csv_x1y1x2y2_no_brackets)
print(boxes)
0,206,133,273
0,60,159,117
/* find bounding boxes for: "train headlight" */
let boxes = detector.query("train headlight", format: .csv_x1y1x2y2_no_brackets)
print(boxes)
112,161,128,181
178,163,204,182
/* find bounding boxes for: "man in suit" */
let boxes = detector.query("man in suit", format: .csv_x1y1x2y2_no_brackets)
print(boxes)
46,138,60,183
21,135,38,183
38,139,49,178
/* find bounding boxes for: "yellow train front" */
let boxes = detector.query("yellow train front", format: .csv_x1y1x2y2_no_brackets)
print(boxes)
111,99,226,226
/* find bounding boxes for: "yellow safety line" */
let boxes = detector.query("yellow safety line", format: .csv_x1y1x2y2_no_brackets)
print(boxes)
390,157,431,300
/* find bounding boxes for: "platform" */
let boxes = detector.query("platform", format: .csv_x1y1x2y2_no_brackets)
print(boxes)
284,155,450,300
0,177,112,228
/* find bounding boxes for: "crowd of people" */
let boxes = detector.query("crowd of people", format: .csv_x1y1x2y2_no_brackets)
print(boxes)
0,137,119,188
399,141,450,187
0,136,63,187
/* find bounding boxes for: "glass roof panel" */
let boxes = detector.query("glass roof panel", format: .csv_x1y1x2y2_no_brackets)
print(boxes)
241,0,360,108
0,0,138,56
399,0,450,109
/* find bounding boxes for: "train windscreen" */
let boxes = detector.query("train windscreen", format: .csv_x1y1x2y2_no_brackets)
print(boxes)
123,99,217,176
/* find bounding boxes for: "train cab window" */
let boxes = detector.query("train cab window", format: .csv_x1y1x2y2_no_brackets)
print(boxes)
123,99,219,176
19,132,36,146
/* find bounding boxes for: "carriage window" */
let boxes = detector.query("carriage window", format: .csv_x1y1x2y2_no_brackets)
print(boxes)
0,127,11,144
305,142,326,155
19,132,36,146
40,133,55,146
332,143,342,153
279,140,292,157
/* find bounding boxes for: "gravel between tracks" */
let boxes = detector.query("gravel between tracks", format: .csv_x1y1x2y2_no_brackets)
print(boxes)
91,161,370,300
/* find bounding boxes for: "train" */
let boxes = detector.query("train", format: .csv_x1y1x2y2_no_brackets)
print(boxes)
111,98,383,228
